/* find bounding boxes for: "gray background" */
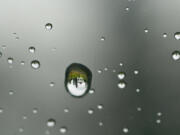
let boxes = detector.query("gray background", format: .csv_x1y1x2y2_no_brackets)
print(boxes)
0,0,179,134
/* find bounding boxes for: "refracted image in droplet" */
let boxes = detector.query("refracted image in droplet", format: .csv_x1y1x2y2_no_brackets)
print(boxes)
65,63,92,97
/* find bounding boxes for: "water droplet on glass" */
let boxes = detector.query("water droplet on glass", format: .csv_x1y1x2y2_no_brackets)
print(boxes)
137,107,142,111
104,67,108,71
174,32,180,40
59,127,67,134
19,128,24,133
117,81,126,89
117,72,126,80
9,90,14,95
134,70,139,75
163,33,167,38
123,128,129,133
157,112,162,116
172,51,180,61
100,37,105,41
119,63,123,66
29,46,35,53
97,104,104,110
112,69,116,73
64,108,69,113
45,23,53,30
15,37,20,40
20,61,25,66
7,57,13,64
22,115,27,120
89,88,95,94
49,82,55,87
156,119,161,124
88,109,94,115
144,28,149,33
97,69,102,74
136,88,140,93
98,122,104,127
125,7,129,11
65,63,92,97
32,108,38,114
46,119,56,128
0,108,4,114
31,60,40,69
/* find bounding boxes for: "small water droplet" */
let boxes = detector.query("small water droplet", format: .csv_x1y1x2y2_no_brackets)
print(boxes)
117,81,126,89
59,127,67,134
19,128,24,133
64,108,69,113
32,108,38,114
137,107,142,111
125,7,129,11
156,119,161,124
134,70,139,75
157,112,162,116
112,69,116,73
144,28,149,33
0,108,4,114
172,51,180,61
49,82,55,87
123,128,129,133
15,36,20,40
29,46,35,53
136,88,140,93
88,109,94,114
22,115,27,120
65,63,92,97
163,33,167,38
119,63,123,66
174,32,180,40
89,88,95,94
97,69,102,74
9,90,14,95
117,72,126,80
7,57,13,64
97,104,104,110
46,119,56,128
20,61,25,66
31,60,40,69
98,122,104,126
104,67,108,71
100,37,105,41
45,23,53,30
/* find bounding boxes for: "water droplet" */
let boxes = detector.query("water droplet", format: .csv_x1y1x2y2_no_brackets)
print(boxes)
31,60,40,69
64,108,69,113
172,51,180,61
19,128,24,133
157,112,162,116
15,37,20,40
65,63,92,97
136,88,140,93
7,57,13,64
174,32,180,40
45,23,53,30
59,127,67,134
29,46,35,53
97,70,102,74
89,88,95,94
117,81,126,89
97,104,104,110
49,82,55,87
98,122,104,126
46,119,56,128
20,61,25,66
119,63,123,66
32,108,38,114
125,7,129,11
9,90,14,95
88,109,94,114
123,128,129,133
156,119,161,124
104,67,108,71
144,28,149,33
112,69,116,73
163,33,167,38
0,108,4,114
137,107,142,111
100,37,105,41
22,115,27,120
134,70,139,75
117,72,126,80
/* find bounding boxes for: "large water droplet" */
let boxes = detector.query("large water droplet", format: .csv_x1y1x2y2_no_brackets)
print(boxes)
174,32,180,40
29,46,35,53
31,60,40,69
45,23,53,30
172,51,180,61
65,63,92,97
46,119,56,128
